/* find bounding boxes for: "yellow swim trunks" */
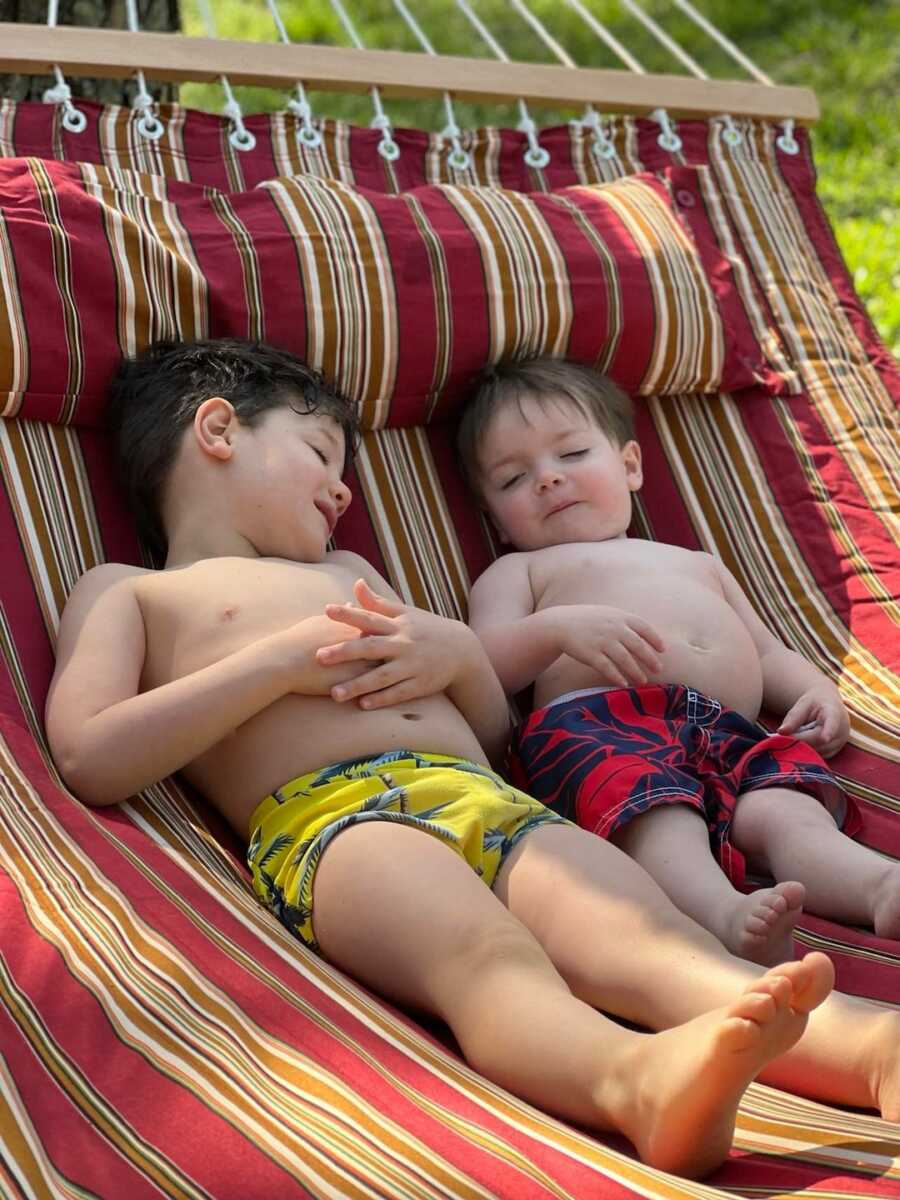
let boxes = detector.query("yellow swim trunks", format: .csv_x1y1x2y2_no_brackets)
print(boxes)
246,749,568,951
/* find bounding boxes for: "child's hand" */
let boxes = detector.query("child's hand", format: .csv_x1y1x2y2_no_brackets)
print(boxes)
554,605,665,687
316,579,478,708
778,685,850,758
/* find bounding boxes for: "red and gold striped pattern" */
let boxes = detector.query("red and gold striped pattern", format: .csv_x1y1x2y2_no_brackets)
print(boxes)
0,105,898,1196
0,154,783,430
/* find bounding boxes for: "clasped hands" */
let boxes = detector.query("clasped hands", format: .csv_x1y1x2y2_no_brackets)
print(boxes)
315,578,475,709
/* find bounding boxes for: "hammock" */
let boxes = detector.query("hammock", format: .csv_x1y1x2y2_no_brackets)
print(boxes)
0,6,898,1196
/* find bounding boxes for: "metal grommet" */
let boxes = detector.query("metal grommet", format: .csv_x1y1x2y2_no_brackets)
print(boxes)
776,132,800,155
137,111,165,140
777,119,800,156
657,130,682,153
524,145,550,169
447,147,471,171
297,124,323,149
377,137,401,162
62,106,88,133
229,126,256,151
651,108,682,154
591,136,617,161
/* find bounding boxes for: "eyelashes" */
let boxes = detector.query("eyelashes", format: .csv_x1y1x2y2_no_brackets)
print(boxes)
497,449,589,490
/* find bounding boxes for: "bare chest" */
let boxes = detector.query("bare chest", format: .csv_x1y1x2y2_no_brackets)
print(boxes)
531,542,720,621
135,558,358,689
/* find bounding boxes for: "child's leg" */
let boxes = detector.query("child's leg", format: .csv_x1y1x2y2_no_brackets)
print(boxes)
613,803,804,964
494,823,900,1121
730,787,900,938
310,819,828,1177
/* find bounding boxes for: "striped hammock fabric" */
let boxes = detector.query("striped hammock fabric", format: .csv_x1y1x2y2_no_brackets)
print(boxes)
1,101,898,1197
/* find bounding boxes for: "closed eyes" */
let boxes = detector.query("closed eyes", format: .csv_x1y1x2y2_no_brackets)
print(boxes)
499,473,523,491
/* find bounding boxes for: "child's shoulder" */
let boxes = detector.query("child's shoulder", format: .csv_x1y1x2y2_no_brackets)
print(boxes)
474,550,533,588
65,561,149,607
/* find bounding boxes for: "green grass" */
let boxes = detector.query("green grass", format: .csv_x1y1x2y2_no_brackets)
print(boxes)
179,0,899,357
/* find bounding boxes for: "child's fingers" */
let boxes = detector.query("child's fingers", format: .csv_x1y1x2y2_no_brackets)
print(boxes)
353,578,405,617
357,679,422,710
317,636,390,665
331,662,402,701
324,603,394,635
586,653,629,687
622,628,662,674
628,617,666,654
778,697,814,734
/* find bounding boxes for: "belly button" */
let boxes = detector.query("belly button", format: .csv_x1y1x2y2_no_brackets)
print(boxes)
402,712,422,721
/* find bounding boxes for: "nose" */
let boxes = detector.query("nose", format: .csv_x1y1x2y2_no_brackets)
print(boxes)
332,478,352,514
535,464,563,493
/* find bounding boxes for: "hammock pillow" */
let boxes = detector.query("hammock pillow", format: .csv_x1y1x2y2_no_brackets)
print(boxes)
0,158,790,429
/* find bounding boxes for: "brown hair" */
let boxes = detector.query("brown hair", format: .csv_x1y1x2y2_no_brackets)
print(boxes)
107,337,359,555
456,357,634,496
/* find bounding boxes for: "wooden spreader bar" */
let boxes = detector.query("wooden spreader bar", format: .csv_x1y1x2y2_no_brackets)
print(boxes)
0,23,819,121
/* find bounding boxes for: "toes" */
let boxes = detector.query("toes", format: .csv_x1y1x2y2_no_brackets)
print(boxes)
737,991,778,1024
744,914,771,936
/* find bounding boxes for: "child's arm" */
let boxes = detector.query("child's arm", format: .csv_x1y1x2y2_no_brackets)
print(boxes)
468,555,664,695
46,564,371,806
315,566,511,767
714,559,850,757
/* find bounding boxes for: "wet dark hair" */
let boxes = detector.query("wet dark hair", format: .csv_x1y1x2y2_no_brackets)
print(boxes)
107,337,359,554
456,357,635,498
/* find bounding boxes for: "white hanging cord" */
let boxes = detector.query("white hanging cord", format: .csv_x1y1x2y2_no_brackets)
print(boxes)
557,0,644,155
194,0,256,150
560,0,645,74
452,0,549,168
506,0,577,69
667,0,773,86
651,106,682,152
41,0,87,132
719,113,743,146
390,0,471,171
264,0,323,149
617,0,707,79
325,0,400,161
776,117,800,155
581,107,617,159
124,0,164,139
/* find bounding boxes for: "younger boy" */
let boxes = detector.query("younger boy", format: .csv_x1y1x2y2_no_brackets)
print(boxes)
461,357,900,965
44,340,900,1175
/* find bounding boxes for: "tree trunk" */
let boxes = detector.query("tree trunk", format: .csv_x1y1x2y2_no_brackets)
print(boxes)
0,0,180,103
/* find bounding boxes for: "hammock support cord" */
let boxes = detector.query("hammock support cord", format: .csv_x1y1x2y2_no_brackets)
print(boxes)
14,0,816,144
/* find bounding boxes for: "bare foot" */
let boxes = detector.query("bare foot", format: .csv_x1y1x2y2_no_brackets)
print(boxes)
871,865,900,941
722,881,805,965
616,952,834,1178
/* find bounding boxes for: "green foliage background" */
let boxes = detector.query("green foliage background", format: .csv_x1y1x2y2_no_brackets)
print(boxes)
181,0,899,356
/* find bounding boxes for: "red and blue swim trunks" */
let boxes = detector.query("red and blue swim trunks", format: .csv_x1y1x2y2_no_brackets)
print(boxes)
508,683,859,887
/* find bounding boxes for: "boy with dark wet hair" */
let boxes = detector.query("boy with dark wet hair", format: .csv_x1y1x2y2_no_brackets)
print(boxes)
461,356,899,967
45,340,900,1177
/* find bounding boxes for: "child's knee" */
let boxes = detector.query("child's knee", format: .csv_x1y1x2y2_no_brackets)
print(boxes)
733,787,837,848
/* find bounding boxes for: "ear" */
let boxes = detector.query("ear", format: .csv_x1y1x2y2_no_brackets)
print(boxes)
193,397,238,462
621,439,643,492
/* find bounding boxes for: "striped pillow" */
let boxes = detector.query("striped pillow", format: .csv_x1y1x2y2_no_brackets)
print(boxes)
0,159,788,430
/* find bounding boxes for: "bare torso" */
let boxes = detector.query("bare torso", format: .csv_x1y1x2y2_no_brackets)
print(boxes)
131,555,487,836
526,540,764,717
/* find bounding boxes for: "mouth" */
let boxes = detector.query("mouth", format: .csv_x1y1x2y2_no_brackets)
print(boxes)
545,501,579,518
315,500,337,536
